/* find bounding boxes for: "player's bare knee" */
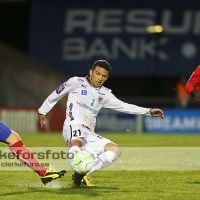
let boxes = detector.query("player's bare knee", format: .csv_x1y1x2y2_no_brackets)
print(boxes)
6,131,21,146
113,146,121,157
104,143,121,157
70,139,83,147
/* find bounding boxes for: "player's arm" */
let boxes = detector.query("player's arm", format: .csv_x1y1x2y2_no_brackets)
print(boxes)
38,77,76,128
149,108,165,118
191,90,200,99
185,82,200,98
38,113,46,128
103,93,164,119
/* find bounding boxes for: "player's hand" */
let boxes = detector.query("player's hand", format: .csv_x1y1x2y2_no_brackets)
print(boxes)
150,108,165,119
38,113,46,128
191,90,200,99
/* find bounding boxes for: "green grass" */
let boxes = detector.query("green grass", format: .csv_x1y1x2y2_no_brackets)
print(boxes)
1,133,200,200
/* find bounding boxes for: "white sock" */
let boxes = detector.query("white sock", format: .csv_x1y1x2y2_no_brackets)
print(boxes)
88,150,118,174
69,146,81,153
68,146,81,163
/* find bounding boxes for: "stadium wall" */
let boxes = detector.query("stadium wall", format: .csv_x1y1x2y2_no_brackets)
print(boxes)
1,107,200,134
0,41,69,107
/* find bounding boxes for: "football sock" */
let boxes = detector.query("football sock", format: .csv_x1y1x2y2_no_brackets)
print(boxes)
69,146,81,153
9,140,47,176
88,150,118,173
68,146,81,163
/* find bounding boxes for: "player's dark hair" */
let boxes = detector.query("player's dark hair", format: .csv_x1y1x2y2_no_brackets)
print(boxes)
92,60,111,72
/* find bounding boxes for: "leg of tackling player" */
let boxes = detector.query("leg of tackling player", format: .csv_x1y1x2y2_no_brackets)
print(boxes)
1,121,66,185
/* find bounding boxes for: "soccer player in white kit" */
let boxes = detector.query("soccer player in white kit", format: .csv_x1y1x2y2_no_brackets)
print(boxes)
38,60,165,186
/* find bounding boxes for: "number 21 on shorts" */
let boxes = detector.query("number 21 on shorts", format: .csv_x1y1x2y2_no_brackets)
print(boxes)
73,129,82,137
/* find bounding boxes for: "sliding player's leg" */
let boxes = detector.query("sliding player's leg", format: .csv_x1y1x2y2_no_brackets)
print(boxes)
63,125,121,186
63,124,93,186
79,140,120,187
84,134,121,174
68,139,85,186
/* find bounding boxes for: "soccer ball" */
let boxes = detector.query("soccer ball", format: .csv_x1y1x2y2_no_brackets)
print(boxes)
71,151,94,175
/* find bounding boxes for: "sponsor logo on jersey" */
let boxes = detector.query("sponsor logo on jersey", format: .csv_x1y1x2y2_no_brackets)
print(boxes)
69,103,74,121
98,91,105,95
76,101,98,114
81,90,87,95
98,96,103,104
56,84,65,94
90,98,95,106
78,78,84,82
81,84,87,89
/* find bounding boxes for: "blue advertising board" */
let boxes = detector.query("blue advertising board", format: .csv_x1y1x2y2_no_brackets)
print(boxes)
29,0,200,76
95,109,137,132
144,109,200,133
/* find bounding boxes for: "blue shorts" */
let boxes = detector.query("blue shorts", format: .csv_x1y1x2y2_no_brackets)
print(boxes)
0,121,12,142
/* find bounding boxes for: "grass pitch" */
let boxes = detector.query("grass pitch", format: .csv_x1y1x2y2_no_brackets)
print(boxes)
1,133,200,200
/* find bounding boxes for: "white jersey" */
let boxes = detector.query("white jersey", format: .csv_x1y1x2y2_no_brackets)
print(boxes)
38,76,151,131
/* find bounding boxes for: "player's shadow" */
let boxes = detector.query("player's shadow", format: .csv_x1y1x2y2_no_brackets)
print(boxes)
188,181,200,185
57,186,120,197
0,186,119,197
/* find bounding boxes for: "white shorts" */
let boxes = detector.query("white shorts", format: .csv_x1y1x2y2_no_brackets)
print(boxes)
62,124,115,155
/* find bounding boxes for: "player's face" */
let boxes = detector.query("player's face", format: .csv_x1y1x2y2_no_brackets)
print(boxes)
89,66,109,87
